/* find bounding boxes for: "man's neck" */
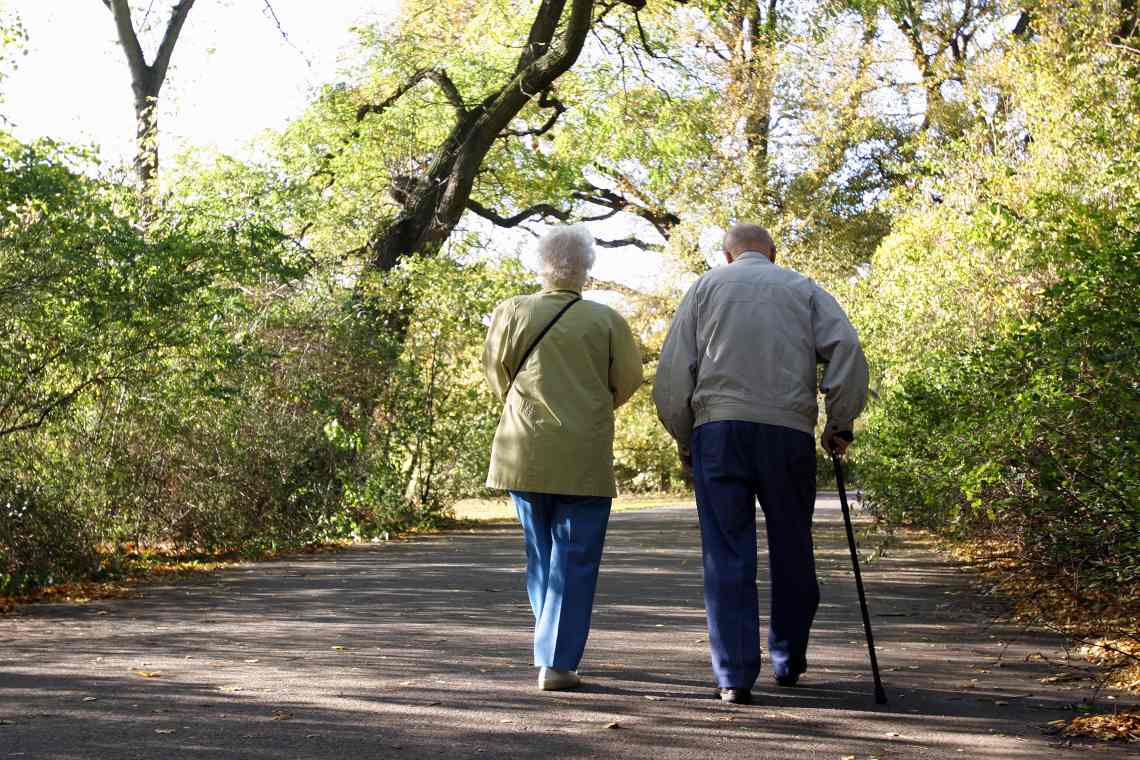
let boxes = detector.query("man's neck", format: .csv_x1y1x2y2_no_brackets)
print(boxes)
734,250,773,263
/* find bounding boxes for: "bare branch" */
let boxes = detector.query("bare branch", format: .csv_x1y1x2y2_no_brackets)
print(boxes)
262,0,313,68
356,68,467,122
585,276,645,298
572,180,680,238
503,90,567,137
151,0,195,89
106,0,147,79
465,198,572,227
594,236,660,250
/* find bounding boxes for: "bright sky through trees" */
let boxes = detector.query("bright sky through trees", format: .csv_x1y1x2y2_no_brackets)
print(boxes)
1,1,686,290
4,1,400,166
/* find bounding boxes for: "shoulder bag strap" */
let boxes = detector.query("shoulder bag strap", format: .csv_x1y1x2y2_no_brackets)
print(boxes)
506,296,581,391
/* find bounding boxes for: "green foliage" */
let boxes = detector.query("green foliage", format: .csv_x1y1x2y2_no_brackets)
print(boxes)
853,8,1140,599
336,255,531,533
0,6,26,105
0,132,303,589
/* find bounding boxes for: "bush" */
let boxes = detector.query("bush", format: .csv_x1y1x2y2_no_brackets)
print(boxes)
852,12,1140,613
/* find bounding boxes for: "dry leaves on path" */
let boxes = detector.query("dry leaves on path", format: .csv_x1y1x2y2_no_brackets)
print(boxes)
1046,708,1140,743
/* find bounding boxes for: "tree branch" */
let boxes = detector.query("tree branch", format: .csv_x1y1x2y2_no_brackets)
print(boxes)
356,68,467,122
585,276,645,297
594,235,660,250
151,0,196,89
106,0,147,83
262,0,312,68
503,90,567,137
465,198,572,227
516,0,569,74
572,181,680,238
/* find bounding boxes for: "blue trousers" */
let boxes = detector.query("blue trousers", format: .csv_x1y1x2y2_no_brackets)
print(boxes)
692,421,820,689
510,491,612,671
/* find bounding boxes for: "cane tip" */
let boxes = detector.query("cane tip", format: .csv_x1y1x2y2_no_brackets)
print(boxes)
874,687,888,705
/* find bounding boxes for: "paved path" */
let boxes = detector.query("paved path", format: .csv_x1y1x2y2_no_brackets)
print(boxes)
2,498,1135,759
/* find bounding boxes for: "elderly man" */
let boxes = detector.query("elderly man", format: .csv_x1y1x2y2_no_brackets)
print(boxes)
653,223,868,704
484,224,643,692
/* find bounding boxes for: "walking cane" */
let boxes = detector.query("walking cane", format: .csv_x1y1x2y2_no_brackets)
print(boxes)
832,451,888,705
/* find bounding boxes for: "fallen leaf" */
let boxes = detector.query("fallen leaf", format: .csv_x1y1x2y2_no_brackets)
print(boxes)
643,696,661,701
605,721,622,730
155,729,175,735
995,701,1009,706
133,671,161,678
82,697,97,702
271,709,292,721
244,659,260,664
1040,673,1084,684
332,646,345,651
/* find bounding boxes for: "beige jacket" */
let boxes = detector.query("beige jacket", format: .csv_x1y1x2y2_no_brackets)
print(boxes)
483,289,643,497
653,252,868,448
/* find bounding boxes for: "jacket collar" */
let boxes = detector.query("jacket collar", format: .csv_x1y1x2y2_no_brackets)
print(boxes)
735,251,774,264
539,287,582,296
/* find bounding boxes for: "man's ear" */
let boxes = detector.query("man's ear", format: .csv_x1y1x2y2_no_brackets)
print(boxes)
769,247,777,263
724,250,735,264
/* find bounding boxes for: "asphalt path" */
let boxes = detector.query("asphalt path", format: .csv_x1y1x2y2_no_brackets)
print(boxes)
2,497,1136,759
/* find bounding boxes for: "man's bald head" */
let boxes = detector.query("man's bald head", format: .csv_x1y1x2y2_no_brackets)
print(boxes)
723,224,776,263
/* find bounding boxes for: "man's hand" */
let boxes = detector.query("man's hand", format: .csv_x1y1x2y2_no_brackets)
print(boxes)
678,444,693,478
822,430,854,457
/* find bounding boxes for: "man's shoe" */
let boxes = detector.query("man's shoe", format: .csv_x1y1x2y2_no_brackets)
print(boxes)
538,667,581,691
774,672,801,687
717,688,752,704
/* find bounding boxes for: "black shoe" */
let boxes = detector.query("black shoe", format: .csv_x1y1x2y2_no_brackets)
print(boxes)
774,672,800,687
718,688,753,704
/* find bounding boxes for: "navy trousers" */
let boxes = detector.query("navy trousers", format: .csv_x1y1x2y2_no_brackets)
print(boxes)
510,491,612,671
691,420,820,689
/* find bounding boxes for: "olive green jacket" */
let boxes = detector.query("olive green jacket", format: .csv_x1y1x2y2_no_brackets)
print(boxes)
483,289,643,497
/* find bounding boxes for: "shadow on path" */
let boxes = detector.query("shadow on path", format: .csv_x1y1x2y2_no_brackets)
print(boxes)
1,498,1135,759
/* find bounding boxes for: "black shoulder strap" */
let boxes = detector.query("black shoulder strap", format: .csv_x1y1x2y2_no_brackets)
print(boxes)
507,297,580,389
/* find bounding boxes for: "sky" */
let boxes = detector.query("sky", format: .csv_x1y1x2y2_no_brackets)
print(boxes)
3,1,399,165
0,1,694,292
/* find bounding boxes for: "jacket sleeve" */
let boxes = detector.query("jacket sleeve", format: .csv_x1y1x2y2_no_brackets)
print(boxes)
482,300,515,403
609,312,644,409
652,282,700,449
811,284,869,437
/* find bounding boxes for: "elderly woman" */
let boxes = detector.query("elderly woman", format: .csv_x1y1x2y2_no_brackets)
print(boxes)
483,225,643,691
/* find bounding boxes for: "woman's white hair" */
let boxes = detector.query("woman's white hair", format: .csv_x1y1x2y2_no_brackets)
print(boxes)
536,225,596,291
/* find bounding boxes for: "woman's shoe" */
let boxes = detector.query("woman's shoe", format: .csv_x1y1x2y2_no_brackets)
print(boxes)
538,667,582,691
717,687,753,704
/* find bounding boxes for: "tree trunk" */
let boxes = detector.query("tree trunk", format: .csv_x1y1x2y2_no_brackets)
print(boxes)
740,0,778,179
1118,0,1138,43
102,0,196,192
132,78,160,188
360,0,605,273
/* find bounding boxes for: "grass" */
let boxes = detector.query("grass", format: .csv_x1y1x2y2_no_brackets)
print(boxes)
450,494,694,522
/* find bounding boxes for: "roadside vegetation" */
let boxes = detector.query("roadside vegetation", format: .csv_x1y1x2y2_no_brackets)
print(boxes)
1,0,1135,693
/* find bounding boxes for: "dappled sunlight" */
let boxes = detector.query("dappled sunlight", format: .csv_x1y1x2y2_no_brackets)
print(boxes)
3,500,1127,758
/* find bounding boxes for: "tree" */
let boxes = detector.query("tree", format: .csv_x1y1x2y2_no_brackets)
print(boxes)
352,0,658,273
0,8,27,119
101,0,196,189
